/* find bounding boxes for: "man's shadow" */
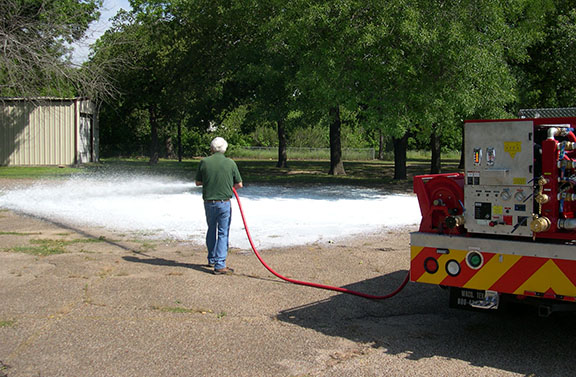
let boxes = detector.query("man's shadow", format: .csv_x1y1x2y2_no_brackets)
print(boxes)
122,255,214,274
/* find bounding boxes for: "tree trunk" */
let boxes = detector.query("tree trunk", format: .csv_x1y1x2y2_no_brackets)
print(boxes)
378,129,385,160
149,105,159,165
458,123,464,169
178,120,183,162
393,132,408,180
276,119,288,168
328,106,346,175
430,125,441,174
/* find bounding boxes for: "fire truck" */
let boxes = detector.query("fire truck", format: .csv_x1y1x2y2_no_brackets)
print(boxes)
410,110,576,316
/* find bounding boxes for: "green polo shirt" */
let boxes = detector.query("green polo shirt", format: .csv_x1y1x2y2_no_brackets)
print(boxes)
195,152,242,200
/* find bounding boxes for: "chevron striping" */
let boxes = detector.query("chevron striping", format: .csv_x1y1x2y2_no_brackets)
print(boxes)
514,260,576,296
489,256,547,293
463,253,520,291
553,259,576,288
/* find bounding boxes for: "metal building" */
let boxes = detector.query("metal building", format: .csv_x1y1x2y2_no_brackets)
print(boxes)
0,97,98,166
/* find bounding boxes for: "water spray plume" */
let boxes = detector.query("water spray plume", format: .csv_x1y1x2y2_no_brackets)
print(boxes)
0,175,420,249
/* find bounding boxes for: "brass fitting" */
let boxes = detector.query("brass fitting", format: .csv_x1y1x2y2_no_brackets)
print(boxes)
445,215,465,229
535,177,550,215
537,177,549,187
535,193,550,205
530,215,551,233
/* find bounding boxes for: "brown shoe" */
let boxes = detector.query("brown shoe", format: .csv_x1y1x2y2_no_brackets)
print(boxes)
213,267,234,275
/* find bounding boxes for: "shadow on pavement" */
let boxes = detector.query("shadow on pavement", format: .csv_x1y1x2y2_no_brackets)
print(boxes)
122,255,214,275
277,271,576,377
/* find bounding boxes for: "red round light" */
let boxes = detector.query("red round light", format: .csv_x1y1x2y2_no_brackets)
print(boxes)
424,257,439,274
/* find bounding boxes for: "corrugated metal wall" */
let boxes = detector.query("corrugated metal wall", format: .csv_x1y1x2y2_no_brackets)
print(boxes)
0,99,94,166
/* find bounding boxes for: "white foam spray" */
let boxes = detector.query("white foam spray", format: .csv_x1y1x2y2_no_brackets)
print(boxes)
0,175,420,249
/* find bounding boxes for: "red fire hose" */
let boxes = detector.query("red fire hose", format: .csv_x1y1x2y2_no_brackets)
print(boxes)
232,188,410,300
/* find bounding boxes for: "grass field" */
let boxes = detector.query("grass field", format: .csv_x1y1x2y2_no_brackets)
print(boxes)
0,156,462,189
228,146,377,160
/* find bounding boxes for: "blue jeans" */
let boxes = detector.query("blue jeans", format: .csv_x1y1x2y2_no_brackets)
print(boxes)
204,201,232,270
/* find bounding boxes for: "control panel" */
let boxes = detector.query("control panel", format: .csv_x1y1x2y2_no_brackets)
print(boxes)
464,121,534,236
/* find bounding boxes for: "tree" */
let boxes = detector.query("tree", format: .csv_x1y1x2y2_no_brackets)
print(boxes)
94,0,271,162
0,0,102,97
266,0,392,175
94,1,211,163
358,0,551,177
217,0,299,168
89,0,556,173
517,0,576,109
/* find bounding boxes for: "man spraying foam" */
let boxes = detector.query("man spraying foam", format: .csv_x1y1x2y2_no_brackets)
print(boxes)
195,137,243,275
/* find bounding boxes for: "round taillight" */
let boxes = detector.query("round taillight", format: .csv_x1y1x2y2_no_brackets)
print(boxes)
446,259,461,276
466,251,484,269
424,257,439,274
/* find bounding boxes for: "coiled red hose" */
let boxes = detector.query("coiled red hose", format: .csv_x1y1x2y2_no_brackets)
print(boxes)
233,188,410,300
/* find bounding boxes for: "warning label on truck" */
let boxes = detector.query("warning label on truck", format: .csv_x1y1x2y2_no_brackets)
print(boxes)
504,141,522,159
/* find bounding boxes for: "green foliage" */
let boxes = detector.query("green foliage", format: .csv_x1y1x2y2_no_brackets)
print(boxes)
180,128,211,157
517,0,576,109
290,125,329,148
91,0,563,168
216,106,251,146
250,124,278,147
99,105,151,157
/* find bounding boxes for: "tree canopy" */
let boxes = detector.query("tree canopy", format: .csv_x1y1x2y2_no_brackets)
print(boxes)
5,0,573,177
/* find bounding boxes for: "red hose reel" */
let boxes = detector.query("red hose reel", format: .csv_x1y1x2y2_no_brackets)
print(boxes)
413,173,465,234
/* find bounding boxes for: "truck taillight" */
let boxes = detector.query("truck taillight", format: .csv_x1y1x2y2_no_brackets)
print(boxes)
424,257,439,274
